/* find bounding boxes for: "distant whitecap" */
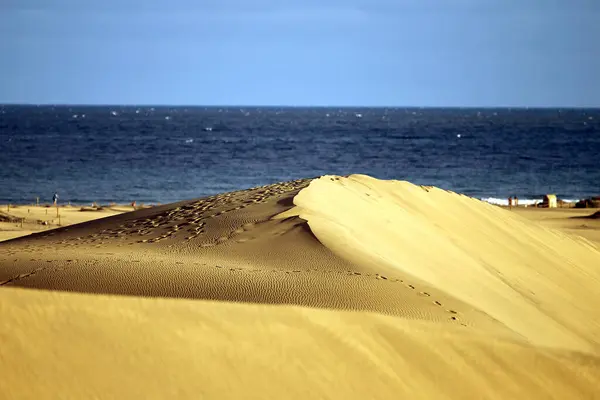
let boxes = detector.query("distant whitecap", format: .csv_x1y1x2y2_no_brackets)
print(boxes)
185,139,194,143
204,127,213,132
457,134,462,138
111,111,118,116
165,116,171,120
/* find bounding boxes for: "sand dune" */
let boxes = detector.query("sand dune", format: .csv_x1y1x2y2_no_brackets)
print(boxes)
1,175,600,399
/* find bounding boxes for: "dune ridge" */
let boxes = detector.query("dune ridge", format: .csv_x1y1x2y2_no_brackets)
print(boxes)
279,175,600,353
2,174,600,399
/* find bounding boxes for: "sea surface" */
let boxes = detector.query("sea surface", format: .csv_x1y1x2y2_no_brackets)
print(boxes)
1,105,599,205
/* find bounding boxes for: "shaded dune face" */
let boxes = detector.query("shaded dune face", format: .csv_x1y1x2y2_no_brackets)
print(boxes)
0,178,509,334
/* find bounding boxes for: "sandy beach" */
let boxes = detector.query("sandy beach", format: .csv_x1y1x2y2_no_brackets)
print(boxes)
0,204,136,242
1,174,600,399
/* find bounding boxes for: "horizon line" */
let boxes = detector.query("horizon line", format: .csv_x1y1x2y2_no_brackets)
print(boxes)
2,103,600,110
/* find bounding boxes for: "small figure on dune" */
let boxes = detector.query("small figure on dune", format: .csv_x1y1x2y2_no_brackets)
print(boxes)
514,196,519,207
52,192,59,205
508,196,513,209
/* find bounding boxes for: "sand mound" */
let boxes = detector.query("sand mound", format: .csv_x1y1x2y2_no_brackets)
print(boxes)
0,178,502,331
587,210,600,219
0,211,21,223
2,174,600,398
280,175,600,352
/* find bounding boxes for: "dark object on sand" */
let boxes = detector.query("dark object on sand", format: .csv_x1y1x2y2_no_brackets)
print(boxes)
79,206,104,212
0,211,21,223
585,211,600,219
575,197,600,209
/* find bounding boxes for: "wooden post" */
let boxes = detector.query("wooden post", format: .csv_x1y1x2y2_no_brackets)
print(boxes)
56,206,59,217
36,197,39,207
46,209,48,215
58,215,61,226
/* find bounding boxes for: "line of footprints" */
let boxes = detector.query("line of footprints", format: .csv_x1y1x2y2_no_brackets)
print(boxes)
209,263,463,324
55,179,311,246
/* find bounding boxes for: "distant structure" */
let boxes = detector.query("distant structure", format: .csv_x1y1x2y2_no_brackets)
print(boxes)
575,196,600,208
543,194,557,208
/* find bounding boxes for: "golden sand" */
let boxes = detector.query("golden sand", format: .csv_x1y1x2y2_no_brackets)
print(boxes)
1,175,600,399
0,204,134,242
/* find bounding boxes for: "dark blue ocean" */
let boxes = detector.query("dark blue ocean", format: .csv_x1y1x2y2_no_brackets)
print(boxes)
1,105,599,205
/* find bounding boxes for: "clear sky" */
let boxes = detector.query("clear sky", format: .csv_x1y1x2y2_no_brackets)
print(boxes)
1,0,599,107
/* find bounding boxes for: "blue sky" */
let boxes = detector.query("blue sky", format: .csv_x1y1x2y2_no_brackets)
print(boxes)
1,0,599,107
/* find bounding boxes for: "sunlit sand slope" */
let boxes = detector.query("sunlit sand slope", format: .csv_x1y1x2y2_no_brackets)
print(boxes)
1,288,599,400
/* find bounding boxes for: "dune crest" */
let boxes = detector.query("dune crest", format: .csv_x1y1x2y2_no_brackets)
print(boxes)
279,174,600,352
